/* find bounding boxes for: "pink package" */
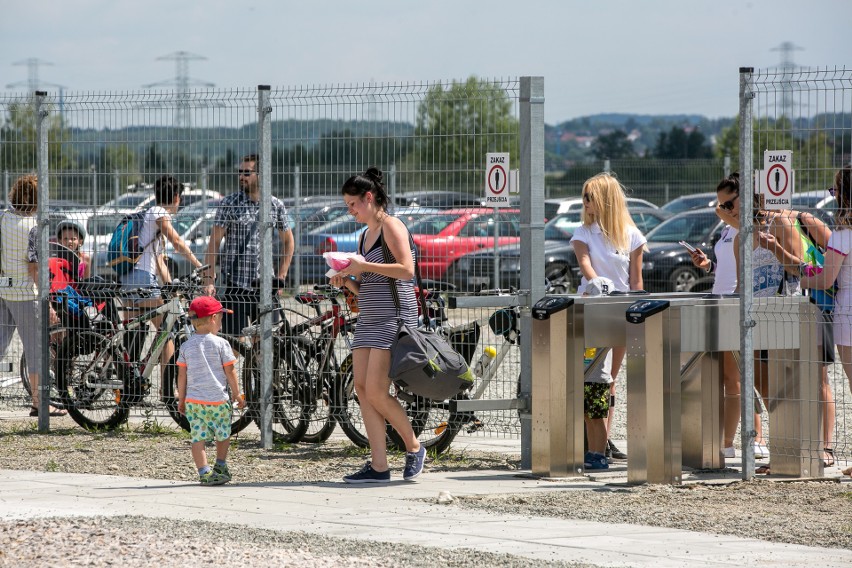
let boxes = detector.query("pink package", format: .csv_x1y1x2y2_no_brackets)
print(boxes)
323,252,363,272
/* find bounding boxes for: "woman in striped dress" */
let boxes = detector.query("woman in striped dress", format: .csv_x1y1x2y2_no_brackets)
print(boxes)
330,167,426,484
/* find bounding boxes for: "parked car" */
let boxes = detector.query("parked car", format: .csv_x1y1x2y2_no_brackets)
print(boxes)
641,209,725,292
407,208,523,281
445,219,577,292
545,197,658,219
791,190,836,221
96,188,222,216
393,191,485,210
661,192,718,215
445,208,669,292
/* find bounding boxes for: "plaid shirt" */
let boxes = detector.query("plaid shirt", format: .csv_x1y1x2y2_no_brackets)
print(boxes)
213,191,290,289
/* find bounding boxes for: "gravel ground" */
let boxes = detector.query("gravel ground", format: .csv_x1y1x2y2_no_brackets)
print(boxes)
2,415,852,563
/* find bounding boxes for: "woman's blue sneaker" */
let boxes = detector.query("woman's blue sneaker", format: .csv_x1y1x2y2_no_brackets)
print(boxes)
343,462,391,484
403,445,427,481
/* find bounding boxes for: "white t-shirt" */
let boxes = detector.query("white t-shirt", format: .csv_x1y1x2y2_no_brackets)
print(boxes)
0,210,37,301
136,206,167,275
570,222,646,293
177,333,237,404
584,348,614,385
712,225,738,295
827,229,852,315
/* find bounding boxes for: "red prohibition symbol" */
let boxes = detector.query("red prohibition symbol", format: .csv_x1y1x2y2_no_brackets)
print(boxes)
766,164,788,197
488,164,507,194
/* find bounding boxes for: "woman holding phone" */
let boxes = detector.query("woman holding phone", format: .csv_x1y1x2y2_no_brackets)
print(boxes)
688,173,768,459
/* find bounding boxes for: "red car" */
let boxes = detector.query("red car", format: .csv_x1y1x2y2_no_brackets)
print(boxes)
407,208,522,280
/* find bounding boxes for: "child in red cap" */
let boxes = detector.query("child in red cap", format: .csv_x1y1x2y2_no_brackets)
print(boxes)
177,296,244,485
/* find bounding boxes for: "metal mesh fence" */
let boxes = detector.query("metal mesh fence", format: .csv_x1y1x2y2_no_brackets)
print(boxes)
740,66,852,477
0,80,529,450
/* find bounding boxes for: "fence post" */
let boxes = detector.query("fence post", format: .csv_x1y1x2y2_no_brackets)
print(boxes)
3,170,9,208
90,165,97,207
603,159,611,174
201,166,208,219
292,165,301,289
724,155,731,177
389,163,397,210
519,76,545,470
258,85,274,449
35,91,51,432
113,169,120,203
738,67,756,480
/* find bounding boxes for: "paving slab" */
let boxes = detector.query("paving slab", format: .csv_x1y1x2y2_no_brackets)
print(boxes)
2,468,850,568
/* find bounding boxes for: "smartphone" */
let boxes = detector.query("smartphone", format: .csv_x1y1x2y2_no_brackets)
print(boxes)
678,240,697,253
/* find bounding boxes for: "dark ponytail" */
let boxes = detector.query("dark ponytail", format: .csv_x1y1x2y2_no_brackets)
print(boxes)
837,166,852,228
716,172,740,194
341,166,389,211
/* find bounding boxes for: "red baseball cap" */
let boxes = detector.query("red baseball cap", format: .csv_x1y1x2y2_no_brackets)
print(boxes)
189,296,233,319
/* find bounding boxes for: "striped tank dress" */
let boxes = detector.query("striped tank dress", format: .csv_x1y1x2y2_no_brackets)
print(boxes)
352,229,418,350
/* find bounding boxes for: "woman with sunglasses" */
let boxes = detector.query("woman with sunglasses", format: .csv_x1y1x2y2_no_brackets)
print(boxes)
570,172,646,462
688,173,769,459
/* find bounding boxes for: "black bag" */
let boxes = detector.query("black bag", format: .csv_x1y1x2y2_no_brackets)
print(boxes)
382,232,474,401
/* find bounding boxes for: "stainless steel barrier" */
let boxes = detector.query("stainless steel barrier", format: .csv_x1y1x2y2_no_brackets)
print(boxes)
627,295,822,482
530,293,822,483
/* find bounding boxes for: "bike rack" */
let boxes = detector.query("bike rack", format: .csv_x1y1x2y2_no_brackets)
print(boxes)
447,293,532,414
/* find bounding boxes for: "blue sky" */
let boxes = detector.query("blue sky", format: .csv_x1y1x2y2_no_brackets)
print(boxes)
1,0,849,124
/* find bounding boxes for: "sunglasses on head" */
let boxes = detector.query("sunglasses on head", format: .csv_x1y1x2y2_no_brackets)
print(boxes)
719,194,739,211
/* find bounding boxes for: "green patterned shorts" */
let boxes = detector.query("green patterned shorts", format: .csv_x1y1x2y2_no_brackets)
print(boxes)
185,401,232,443
583,383,611,419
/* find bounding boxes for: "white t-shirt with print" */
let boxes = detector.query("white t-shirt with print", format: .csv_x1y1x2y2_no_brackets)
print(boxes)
570,222,646,293
135,206,167,275
712,225,738,295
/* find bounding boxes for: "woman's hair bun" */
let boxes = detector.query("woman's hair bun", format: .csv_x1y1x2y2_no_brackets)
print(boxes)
364,167,383,186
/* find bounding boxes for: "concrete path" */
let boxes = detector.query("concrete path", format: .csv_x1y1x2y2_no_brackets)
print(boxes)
2,467,850,568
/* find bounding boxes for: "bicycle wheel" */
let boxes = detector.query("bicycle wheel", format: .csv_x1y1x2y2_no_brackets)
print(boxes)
20,326,66,408
298,337,337,444
415,395,467,455
247,336,310,444
162,335,255,435
56,330,129,430
333,354,426,450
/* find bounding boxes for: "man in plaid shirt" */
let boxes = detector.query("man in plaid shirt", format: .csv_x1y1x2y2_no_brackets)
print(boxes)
203,154,294,335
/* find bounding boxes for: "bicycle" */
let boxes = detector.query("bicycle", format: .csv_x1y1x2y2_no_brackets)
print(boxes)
53,267,258,432
242,284,357,444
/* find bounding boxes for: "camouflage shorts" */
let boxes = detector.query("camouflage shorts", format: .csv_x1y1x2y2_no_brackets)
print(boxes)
583,382,611,419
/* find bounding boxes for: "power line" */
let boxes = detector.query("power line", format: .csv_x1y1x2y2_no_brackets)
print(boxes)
143,51,215,128
770,41,805,120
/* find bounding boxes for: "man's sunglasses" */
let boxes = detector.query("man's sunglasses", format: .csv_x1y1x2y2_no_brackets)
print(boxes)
238,169,256,176
719,194,739,211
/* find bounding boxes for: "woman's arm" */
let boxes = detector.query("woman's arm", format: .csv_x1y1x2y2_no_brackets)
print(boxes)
629,246,644,291
800,249,843,290
571,240,597,281
157,217,202,269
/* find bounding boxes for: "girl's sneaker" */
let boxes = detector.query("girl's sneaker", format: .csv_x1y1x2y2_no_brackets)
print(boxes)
403,445,426,481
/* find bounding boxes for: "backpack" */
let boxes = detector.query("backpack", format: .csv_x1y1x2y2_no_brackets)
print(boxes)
106,210,154,275
797,212,836,314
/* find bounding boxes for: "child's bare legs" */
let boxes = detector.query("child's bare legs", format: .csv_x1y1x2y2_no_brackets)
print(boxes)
753,356,769,447
820,364,835,462
191,441,208,470
585,417,607,455
215,439,231,463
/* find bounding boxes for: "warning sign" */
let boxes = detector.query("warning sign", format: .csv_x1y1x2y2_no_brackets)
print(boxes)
758,150,793,210
485,152,510,207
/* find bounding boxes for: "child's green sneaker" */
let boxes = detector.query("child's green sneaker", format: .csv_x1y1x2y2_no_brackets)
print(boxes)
213,462,231,481
199,469,229,486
